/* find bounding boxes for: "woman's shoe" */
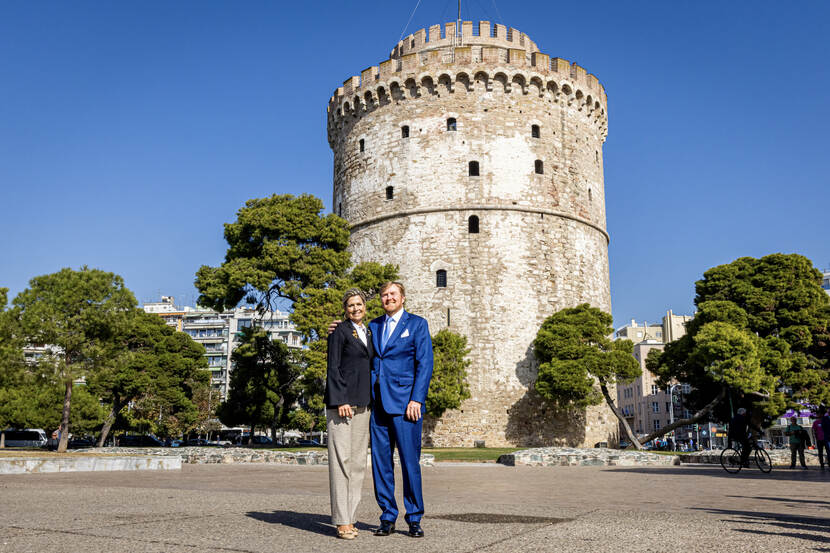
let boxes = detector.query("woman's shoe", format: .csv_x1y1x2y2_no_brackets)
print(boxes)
337,526,356,539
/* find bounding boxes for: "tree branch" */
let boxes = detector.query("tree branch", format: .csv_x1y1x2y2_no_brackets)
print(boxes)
599,382,642,449
636,386,727,446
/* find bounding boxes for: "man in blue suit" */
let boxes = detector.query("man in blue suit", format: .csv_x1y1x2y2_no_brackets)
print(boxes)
369,281,433,538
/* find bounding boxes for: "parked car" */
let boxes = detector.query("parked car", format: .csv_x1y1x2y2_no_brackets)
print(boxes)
67,436,95,449
184,438,211,447
2,428,48,448
164,438,183,448
117,434,164,447
296,439,322,447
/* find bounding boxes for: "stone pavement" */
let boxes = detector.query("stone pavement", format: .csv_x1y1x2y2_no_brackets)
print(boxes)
1,463,828,552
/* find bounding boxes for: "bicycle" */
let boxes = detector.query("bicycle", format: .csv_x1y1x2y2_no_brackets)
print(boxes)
720,439,772,474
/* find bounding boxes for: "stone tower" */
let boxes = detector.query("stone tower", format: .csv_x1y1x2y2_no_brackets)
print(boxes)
327,21,615,447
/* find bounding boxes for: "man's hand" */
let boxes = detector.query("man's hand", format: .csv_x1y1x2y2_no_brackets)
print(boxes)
338,404,354,418
327,320,341,335
405,401,422,422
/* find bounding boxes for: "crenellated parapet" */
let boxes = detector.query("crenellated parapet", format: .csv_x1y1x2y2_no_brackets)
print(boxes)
327,22,608,146
390,21,539,58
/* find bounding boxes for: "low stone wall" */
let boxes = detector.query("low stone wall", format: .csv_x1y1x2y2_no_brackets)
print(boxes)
0,455,181,474
498,447,680,467
86,447,435,466
679,448,823,467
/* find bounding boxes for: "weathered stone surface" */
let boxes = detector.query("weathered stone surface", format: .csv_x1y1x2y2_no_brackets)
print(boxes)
328,23,614,448
498,447,680,467
83,447,435,466
0,455,181,474
679,448,823,467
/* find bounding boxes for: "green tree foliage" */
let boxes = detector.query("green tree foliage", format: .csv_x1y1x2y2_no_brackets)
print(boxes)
427,329,472,419
87,309,209,445
195,194,351,311
12,267,136,452
217,327,302,440
648,254,830,423
533,304,642,446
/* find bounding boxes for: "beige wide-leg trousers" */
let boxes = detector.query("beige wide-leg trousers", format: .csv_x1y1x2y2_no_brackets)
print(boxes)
327,406,370,526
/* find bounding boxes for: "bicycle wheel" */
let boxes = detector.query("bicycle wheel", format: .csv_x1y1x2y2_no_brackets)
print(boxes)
754,448,772,473
720,447,743,473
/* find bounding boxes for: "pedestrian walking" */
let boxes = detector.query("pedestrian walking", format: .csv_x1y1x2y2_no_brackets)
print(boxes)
785,415,807,469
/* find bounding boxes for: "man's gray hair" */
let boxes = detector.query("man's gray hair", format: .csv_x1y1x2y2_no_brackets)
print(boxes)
737,408,747,415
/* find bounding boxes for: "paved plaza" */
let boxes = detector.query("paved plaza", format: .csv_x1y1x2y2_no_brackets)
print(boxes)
1,463,828,552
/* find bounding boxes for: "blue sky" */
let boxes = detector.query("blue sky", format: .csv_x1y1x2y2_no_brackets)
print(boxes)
1,1,828,326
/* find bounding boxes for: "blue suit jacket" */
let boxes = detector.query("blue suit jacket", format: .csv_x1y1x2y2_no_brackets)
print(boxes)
369,310,433,415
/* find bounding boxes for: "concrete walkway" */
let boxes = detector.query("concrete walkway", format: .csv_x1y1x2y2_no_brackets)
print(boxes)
2,463,828,552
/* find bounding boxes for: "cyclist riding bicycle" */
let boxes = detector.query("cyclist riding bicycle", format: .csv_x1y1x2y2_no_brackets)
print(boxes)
728,408,763,467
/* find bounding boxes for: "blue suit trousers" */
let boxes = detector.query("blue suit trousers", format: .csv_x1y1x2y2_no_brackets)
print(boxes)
370,398,424,524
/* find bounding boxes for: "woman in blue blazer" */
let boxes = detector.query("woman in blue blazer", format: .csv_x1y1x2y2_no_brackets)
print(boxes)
325,288,374,539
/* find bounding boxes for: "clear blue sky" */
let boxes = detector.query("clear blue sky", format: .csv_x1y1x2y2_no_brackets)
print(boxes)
1,1,828,326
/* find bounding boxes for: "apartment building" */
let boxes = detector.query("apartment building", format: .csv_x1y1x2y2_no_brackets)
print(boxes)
143,297,302,399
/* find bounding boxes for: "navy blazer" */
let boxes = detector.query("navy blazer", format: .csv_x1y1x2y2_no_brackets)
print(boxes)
324,320,373,408
369,310,433,415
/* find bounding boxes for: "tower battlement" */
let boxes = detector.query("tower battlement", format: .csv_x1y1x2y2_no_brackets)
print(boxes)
327,22,607,147
391,21,540,58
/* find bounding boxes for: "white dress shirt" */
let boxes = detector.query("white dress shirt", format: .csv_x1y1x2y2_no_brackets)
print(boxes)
383,309,404,346
351,320,367,347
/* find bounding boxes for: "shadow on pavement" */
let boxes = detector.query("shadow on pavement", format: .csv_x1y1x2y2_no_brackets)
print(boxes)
603,465,828,482
431,513,571,524
245,510,334,537
690,507,830,548
725,495,830,507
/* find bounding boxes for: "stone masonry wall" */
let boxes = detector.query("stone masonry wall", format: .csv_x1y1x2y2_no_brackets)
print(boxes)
327,22,614,447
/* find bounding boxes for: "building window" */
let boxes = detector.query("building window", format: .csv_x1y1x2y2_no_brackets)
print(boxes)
359,139,365,152
531,124,540,138
401,125,409,138
534,160,544,174
338,202,342,216
447,117,457,131
468,161,479,176
436,270,447,288
653,420,661,430
386,186,393,200
652,402,659,413
666,402,671,413
651,384,658,395
468,215,479,233
588,188,592,202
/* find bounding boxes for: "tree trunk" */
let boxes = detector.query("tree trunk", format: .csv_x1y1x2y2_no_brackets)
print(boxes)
57,379,73,453
97,399,121,447
637,387,727,446
0,431,5,448
599,382,642,449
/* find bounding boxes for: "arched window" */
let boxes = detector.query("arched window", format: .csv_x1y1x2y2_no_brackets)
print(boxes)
468,161,479,176
588,188,592,202
338,202,342,216
386,186,394,200
359,139,365,152
436,270,447,288
531,124,540,138
447,117,457,131
534,160,544,174
468,215,479,234
401,125,410,138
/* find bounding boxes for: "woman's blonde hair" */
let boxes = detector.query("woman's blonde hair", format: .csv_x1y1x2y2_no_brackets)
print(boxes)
341,288,367,314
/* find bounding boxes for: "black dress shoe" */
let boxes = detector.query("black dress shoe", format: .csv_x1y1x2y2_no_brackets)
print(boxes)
373,521,395,536
408,522,424,538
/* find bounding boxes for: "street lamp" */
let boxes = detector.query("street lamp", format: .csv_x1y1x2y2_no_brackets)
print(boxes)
668,384,680,425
